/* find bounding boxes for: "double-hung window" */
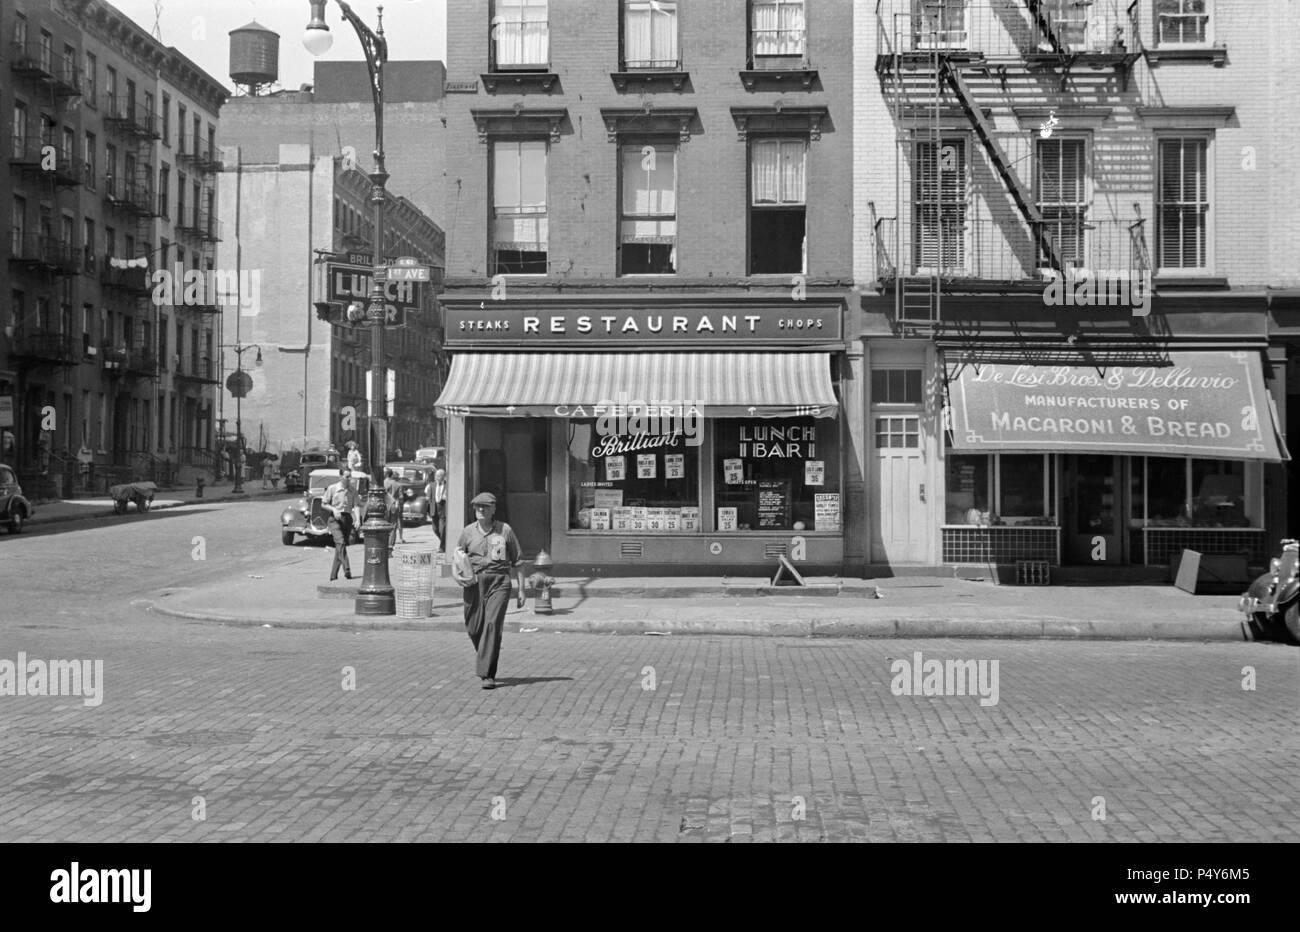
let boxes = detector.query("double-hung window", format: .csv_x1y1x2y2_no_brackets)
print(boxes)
619,143,677,275
491,140,548,274
623,0,678,69
1156,137,1209,271
1036,137,1087,268
752,0,806,64
749,138,806,274
912,137,967,274
492,0,548,69
1155,0,1210,45
913,0,966,50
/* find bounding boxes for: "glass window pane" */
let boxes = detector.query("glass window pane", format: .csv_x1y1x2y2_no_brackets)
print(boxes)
492,142,520,209
945,454,989,524
1192,459,1248,527
1146,457,1186,524
568,419,700,532
999,454,1047,520
518,141,547,207
715,417,839,530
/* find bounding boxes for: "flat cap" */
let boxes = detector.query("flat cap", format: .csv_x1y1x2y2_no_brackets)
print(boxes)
470,492,497,506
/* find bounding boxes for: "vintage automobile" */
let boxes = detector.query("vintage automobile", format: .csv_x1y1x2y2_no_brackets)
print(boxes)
1238,538,1300,644
0,463,33,534
280,468,368,546
413,446,445,467
385,462,434,526
283,448,340,493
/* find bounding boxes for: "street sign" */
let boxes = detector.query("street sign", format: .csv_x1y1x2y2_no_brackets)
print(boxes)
226,370,254,398
387,264,431,283
325,262,419,307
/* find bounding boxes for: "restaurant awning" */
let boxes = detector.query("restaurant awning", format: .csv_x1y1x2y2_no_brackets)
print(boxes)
945,350,1288,461
436,352,837,418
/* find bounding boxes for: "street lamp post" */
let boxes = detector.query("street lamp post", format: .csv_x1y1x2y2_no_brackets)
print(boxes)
305,0,395,615
221,343,262,494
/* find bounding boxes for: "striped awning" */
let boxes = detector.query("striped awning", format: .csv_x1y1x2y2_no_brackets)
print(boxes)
436,352,837,418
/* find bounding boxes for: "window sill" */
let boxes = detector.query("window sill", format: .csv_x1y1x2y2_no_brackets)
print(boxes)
1145,45,1227,66
1153,274,1229,290
480,71,559,93
610,70,689,92
739,68,818,91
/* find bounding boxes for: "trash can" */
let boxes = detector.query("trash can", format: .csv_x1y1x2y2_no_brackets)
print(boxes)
394,546,435,618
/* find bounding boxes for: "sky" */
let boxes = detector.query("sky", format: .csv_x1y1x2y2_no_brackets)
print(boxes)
111,0,448,91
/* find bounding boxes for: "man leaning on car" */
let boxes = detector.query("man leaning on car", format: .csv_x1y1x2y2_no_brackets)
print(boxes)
324,468,358,581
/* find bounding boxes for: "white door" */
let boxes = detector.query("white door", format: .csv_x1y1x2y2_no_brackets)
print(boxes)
871,413,929,563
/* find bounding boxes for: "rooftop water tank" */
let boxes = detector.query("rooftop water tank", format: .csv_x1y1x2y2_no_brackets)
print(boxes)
229,21,280,90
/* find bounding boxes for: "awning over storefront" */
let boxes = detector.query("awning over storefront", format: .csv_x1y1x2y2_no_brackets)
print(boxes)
945,350,1288,461
436,352,837,419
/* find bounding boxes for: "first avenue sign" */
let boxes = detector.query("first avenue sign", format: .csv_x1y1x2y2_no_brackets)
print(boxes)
444,306,842,345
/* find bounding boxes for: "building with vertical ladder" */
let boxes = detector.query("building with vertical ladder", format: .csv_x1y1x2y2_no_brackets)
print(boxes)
856,1,1294,577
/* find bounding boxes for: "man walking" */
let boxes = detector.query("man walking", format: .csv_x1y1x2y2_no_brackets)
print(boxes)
427,468,448,552
324,467,357,581
456,492,525,689
384,467,405,546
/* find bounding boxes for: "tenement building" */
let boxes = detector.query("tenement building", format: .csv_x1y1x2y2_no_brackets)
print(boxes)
855,0,1297,576
1,0,225,496
436,0,857,572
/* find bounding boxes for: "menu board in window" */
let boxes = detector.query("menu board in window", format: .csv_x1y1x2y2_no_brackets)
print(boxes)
756,479,791,529
814,493,841,532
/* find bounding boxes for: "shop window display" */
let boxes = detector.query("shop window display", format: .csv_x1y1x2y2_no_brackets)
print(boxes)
1131,457,1254,528
567,420,700,532
944,452,1054,526
713,417,841,531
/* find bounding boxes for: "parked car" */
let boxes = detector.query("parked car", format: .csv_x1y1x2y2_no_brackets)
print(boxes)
280,468,368,546
1238,538,1300,644
283,449,340,493
385,462,434,526
0,463,32,533
413,446,444,467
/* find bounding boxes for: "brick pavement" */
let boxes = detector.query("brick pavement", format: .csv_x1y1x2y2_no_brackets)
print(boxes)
1,620,1296,843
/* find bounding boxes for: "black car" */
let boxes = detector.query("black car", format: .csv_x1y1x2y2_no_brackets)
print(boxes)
0,463,33,533
385,463,434,526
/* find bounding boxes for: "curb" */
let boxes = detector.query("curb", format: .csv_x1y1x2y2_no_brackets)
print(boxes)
145,598,1253,640
31,490,293,526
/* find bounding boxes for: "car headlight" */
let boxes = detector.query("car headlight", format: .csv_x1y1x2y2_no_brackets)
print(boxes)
403,488,414,498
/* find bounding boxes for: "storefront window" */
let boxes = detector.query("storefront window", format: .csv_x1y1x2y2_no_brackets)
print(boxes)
945,453,989,524
714,417,840,531
998,454,1052,524
1192,459,1249,527
567,420,700,532
1145,457,1186,525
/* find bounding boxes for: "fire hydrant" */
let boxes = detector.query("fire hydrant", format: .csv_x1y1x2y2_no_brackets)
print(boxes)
527,548,555,614
196,476,205,498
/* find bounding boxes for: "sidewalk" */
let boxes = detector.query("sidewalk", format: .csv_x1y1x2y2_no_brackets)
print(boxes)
147,524,1256,641
32,480,292,525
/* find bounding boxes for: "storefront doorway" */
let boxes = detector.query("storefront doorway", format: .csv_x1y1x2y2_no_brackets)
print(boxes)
466,417,550,558
1062,454,1122,564
871,412,929,563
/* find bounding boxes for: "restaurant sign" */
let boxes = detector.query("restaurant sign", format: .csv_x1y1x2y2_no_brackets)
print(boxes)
444,306,842,345
945,351,1286,461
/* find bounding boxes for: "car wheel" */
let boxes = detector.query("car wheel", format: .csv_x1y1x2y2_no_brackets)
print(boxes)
282,530,296,546
8,510,23,534
114,500,126,515
1284,602,1300,645
140,498,151,513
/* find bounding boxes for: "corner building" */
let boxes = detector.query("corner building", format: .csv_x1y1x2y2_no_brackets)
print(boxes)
437,0,859,573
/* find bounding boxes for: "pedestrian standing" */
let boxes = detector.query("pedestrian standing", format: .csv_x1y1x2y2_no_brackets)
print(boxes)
261,458,273,489
384,467,405,546
456,492,525,689
346,440,363,474
324,467,357,581
427,468,447,552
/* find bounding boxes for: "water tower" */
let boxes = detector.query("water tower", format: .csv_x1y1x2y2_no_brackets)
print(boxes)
229,21,280,96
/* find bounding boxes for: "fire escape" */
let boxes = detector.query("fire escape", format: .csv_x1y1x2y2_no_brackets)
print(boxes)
874,0,1144,337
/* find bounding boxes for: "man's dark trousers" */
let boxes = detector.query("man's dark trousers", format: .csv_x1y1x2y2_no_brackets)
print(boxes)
463,572,510,678
432,503,447,552
329,515,354,578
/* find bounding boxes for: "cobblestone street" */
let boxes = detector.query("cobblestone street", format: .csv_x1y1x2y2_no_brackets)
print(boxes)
2,502,1297,843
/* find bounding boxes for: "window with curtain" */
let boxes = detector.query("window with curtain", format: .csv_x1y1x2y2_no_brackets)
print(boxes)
492,0,549,69
752,0,806,61
623,0,678,69
914,0,967,49
619,143,677,274
1156,0,1209,45
912,137,967,273
491,139,548,274
1036,137,1087,267
1157,137,1208,270
749,138,806,274
12,102,27,158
